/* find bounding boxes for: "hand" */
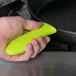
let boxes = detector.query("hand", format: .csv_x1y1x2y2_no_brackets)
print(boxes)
0,16,50,61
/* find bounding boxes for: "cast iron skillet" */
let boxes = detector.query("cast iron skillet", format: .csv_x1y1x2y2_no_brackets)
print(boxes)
26,0,76,45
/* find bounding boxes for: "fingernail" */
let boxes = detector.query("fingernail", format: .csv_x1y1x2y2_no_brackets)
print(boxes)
28,44,31,48
33,38,35,40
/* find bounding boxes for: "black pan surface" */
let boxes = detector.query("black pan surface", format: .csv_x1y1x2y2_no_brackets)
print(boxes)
38,2,76,32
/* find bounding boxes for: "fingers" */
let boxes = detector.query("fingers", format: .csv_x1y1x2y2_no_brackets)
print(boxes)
17,44,34,61
30,36,50,58
23,19,42,30
37,36,50,53
31,38,41,58
44,36,51,44
38,37,46,52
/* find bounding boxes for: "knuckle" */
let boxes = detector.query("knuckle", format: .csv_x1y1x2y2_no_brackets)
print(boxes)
34,44,40,51
31,55,36,58
34,43,39,47
42,44,46,48
33,41,39,47
25,58,30,61
31,56,35,58
37,46,41,51
35,44,39,48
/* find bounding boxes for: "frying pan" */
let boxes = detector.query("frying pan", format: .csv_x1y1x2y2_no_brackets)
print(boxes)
26,0,76,46
0,0,22,17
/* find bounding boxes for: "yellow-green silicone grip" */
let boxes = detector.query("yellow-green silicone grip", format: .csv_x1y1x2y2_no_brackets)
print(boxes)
5,23,57,55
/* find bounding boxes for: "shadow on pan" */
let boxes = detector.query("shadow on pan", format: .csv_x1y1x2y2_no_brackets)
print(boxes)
26,0,76,51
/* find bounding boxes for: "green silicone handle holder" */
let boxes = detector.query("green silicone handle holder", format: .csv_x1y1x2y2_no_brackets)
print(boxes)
5,22,57,55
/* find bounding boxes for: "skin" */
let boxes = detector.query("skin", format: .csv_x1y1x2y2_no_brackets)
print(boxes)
0,16,50,61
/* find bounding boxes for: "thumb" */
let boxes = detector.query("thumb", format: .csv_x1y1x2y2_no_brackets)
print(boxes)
23,19,42,30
